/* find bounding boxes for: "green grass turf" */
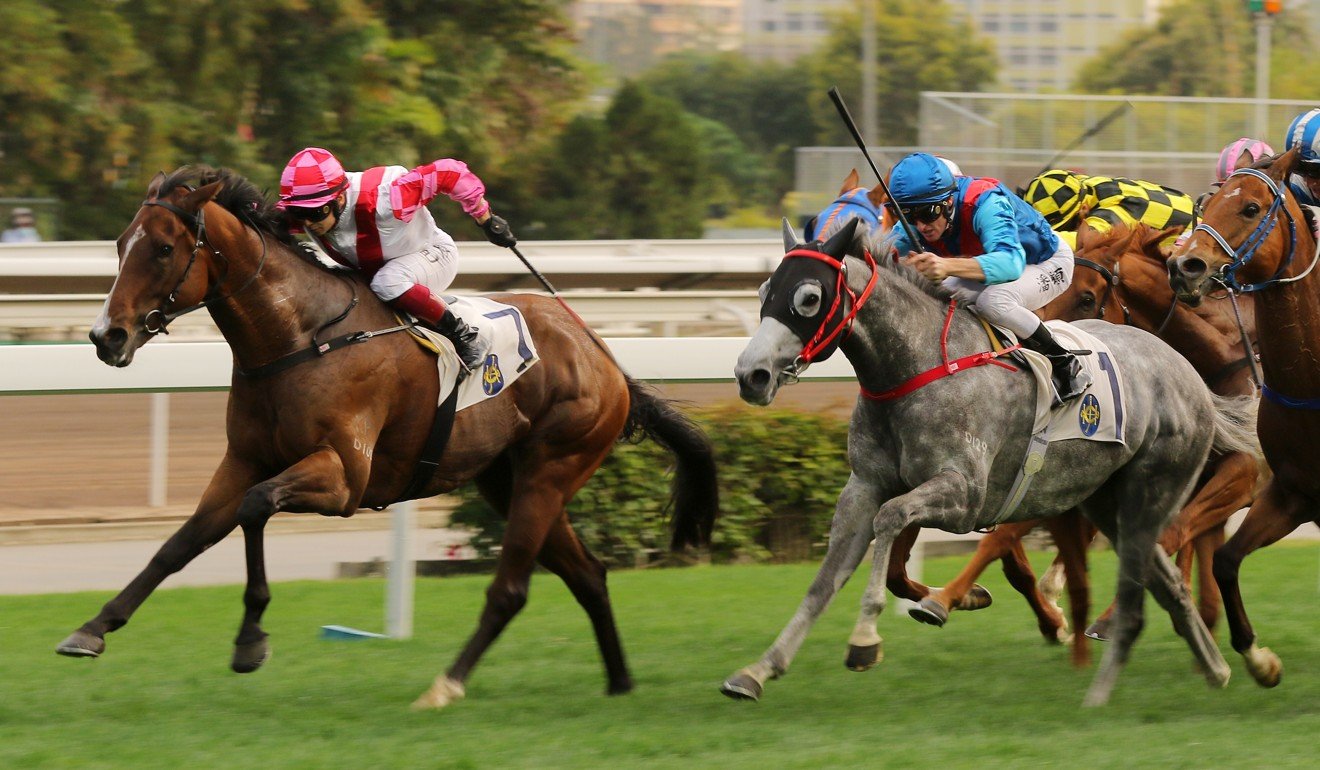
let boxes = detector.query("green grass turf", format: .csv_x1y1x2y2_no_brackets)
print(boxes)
2,544,1318,769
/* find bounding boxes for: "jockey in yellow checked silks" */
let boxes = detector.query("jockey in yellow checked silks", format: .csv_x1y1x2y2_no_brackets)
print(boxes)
1023,169,1196,254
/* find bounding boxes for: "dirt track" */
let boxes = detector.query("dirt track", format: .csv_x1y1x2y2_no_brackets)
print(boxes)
0,382,860,515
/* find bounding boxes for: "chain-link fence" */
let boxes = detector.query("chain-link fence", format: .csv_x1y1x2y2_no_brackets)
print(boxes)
793,91,1316,220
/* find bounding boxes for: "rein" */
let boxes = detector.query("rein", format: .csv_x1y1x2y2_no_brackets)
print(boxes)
860,298,1020,402
1073,256,1132,326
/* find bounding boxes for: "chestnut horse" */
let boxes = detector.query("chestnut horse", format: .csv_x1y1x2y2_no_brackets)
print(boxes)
1170,148,1320,687
56,167,718,709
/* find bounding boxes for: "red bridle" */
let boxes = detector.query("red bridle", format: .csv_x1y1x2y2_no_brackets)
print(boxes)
781,247,878,363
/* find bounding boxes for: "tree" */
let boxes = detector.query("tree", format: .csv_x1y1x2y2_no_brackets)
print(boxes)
805,0,997,146
1075,0,1317,99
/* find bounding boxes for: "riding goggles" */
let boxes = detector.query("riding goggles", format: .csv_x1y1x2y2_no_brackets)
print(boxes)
286,203,336,223
887,201,948,225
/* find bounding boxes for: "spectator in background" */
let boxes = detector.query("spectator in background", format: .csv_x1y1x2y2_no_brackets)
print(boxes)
1,208,40,243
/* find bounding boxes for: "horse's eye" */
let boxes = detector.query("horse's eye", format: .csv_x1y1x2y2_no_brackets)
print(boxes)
1243,202,1261,218
793,283,822,317
158,243,174,258
1080,293,1095,308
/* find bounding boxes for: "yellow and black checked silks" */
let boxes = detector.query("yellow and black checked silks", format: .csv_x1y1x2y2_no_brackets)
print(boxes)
1026,170,1195,242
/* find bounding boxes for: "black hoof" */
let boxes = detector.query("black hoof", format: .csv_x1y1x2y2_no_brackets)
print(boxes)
908,598,949,627
231,638,271,674
1084,618,1111,642
958,585,993,611
56,630,105,658
607,678,634,696
720,674,762,701
845,643,882,671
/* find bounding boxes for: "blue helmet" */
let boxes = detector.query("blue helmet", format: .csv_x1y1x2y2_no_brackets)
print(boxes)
1284,108,1320,168
888,153,956,205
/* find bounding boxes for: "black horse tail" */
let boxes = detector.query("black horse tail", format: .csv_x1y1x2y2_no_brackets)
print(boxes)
622,376,718,550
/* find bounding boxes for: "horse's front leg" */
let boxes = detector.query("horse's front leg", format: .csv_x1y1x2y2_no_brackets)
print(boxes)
230,446,359,673
848,470,973,670
720,476,883,702
56,452,262,659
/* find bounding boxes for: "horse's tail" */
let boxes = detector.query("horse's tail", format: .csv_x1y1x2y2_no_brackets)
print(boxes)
622,376,718,550
1209,393,1262,460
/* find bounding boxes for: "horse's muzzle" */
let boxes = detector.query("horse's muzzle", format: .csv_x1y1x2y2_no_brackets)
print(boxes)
736,366,776,406
89,325,135,367
1167,254,1209,307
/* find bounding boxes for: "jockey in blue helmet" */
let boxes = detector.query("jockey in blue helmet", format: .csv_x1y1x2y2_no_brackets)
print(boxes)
887,152,1090,403
1284,108,1320,207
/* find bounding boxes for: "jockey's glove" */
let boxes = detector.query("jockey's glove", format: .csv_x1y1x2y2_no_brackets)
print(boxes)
482,214,518,248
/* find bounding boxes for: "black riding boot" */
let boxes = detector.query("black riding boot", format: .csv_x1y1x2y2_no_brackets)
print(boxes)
433,309,484,373
1022,324,1092,404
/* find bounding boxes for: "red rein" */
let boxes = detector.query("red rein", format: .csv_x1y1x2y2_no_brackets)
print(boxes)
781,248,1018,401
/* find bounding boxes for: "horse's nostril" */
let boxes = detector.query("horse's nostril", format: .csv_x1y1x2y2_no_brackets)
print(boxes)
746,369,771,388
1177,256,1208,278
97,326,129,349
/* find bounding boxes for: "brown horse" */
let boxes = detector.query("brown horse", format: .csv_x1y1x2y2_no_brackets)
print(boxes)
56,166,718,709
904,220,1264,664
1170,148,1320,687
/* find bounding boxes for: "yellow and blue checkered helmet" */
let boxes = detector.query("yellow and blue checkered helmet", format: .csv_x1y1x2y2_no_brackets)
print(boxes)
1024,170,1087,229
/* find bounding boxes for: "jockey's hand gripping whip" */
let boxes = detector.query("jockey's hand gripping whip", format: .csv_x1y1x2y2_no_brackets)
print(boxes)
827,86,922,250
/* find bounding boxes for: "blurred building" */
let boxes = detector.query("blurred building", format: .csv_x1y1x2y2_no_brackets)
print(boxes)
573,0,742,77
945,0,1167,92
740,0,852,63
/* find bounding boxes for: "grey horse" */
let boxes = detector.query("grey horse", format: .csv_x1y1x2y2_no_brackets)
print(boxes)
725,219,1258,706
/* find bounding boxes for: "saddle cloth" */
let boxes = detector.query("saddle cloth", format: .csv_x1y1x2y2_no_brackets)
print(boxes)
408,295,540,411
982,318,1127,447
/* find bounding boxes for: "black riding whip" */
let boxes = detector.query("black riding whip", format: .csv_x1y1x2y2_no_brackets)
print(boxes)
827,86,922,249
503,241,619,361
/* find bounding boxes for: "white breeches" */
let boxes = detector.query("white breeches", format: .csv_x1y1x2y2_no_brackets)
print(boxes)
941,240,1075,337
370,242,459,302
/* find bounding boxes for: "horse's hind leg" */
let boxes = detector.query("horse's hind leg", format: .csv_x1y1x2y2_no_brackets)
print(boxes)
1214,480,1311,688
226,447,356,673
537,515,632,695
1048,511,1093,666
1142,546,1230,689
57,453,261,659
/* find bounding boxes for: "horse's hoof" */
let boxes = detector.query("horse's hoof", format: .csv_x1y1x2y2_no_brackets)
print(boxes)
56,630,105,658
412,677,466,710
1244,645,1281,688
908,598,949,627
954,585,993,611
720,672,763,701
1084,618,1111,641
607,677,634,696
231,637,271,674
845,643,882,671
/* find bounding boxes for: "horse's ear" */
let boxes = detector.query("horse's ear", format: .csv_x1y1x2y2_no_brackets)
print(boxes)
822,218,860,258
146,171,166,199
781,217,799,252
181,180,224,213
867,182,888,209
1142,224,1185,260
1266,147,1299,182
840,168,860,195
1074,218,1095,252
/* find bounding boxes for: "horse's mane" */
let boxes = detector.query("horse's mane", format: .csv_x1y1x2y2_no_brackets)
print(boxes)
157,165,299,249
859,227,957,304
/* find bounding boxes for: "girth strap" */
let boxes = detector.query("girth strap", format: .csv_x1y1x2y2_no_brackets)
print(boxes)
379,384,462,509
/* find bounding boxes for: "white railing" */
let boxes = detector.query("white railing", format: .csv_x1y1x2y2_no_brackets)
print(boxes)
0,239,784,293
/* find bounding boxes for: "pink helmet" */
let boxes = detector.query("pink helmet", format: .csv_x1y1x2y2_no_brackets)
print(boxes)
277,147,348,209
1215,138,1275,183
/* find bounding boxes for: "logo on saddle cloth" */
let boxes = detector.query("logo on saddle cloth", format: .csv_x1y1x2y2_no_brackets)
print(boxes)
481,353,505,396
1078,393,1102,437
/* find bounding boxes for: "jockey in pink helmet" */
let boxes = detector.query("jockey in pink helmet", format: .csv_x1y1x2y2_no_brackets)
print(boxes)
1196,137,1276,213
276,147,517,374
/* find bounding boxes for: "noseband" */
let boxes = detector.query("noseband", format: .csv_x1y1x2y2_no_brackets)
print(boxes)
1192,168,1311,293
139,196,267,334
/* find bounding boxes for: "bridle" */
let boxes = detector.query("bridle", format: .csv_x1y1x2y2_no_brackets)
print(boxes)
139,195,268,334
1191,167,1316,294
778,247,878,382
1072,256,1133,327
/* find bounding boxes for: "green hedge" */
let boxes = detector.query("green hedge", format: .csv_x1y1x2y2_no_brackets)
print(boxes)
449,406,852,565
